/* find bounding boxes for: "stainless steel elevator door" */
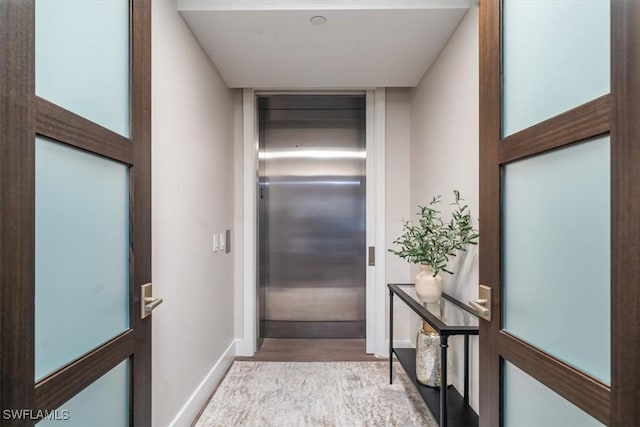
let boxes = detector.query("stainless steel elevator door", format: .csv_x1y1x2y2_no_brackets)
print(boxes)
258,95,366,338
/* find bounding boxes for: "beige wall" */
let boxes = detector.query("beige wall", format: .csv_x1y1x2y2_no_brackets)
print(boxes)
233,92,244,342
385,88,413,345
151,1,236,425
409,3,480,411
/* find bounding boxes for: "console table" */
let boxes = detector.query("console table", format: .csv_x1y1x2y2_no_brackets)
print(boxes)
388,284,479,427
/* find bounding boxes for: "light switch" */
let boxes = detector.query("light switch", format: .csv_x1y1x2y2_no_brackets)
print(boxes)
213,233,219,252
225,229,231,254
219,232,226,251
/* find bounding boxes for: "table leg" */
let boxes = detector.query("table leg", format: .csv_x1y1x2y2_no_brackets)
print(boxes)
440,335,449,427
389,289,394,384
464,335,469,403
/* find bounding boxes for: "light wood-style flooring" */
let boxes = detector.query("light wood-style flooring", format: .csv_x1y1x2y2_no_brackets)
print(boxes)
235,338,385,362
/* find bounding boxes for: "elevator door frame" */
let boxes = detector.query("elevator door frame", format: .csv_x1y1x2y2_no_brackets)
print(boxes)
238,88,387,356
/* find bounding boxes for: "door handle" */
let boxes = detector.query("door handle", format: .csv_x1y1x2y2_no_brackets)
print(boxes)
140,283,163,319
144,297,164,312
469,284,492,321
469,299,489,316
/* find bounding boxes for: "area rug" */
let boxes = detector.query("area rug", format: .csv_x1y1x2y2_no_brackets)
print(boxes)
195,361,436,427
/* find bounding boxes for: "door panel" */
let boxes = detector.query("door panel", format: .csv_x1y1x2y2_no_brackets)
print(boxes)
503,362,604,427
502,135,611,384
0,1,152,425
35,0,130,137
501,0,610,136
35,136,130,380
37,359,130,427
479,0,640,426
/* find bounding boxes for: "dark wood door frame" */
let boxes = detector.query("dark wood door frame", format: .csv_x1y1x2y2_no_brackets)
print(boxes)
0,1,152,425
610,1,640,424
479,0,640,426
0,0,36,420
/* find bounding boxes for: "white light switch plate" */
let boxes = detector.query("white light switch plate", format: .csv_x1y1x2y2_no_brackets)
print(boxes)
213,233,219,252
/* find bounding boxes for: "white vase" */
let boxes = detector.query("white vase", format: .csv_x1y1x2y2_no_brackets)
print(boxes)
415,264,442,303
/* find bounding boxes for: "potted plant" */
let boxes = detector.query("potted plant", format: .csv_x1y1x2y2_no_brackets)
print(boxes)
389,190,479,303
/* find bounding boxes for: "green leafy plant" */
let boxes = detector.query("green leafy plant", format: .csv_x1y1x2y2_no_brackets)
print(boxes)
389,190,479,276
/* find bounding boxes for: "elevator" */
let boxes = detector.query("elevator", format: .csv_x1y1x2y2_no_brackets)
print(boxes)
258,94,366,339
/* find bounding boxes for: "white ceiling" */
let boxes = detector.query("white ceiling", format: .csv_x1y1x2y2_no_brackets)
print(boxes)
177,0,470,88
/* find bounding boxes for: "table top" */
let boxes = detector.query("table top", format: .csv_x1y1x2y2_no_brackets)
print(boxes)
388,284,479,336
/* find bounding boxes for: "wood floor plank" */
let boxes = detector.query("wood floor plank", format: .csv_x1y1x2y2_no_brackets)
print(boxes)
235,339,384,362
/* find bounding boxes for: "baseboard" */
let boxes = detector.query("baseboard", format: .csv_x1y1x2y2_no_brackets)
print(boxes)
234,337,256,357
370,340,413,357
168,340,236,427
382,339,413,355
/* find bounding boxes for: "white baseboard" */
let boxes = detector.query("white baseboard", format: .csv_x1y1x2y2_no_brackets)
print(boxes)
168,340,236,427
382,339,413,356
367,340,413,357
234,337,255,357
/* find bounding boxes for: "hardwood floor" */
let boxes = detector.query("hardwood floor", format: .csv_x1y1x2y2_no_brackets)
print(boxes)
235,338,384,362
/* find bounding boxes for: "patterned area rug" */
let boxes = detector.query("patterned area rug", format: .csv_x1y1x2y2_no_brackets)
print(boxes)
195,361,436,427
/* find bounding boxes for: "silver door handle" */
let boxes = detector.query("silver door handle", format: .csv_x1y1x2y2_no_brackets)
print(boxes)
469,284,492,321
469,299,489,316
368,246,375,266
140,283,163,319
144,297,164,312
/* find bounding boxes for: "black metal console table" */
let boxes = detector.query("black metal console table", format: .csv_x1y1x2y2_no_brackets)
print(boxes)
388,283,479,427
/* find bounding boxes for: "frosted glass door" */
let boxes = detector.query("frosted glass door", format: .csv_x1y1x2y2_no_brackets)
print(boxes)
0,0,150,424
477,0,615,425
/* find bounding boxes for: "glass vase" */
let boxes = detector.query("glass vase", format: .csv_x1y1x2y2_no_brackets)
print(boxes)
416,323,453,387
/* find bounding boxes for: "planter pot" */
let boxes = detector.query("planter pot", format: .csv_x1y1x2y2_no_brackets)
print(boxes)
415,264,442,303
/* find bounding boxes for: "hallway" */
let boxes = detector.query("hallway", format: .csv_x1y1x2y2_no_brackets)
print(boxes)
1,0,639,426
150,1,483,422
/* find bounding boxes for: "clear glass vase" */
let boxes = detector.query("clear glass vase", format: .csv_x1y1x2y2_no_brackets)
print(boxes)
416,324,453,388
